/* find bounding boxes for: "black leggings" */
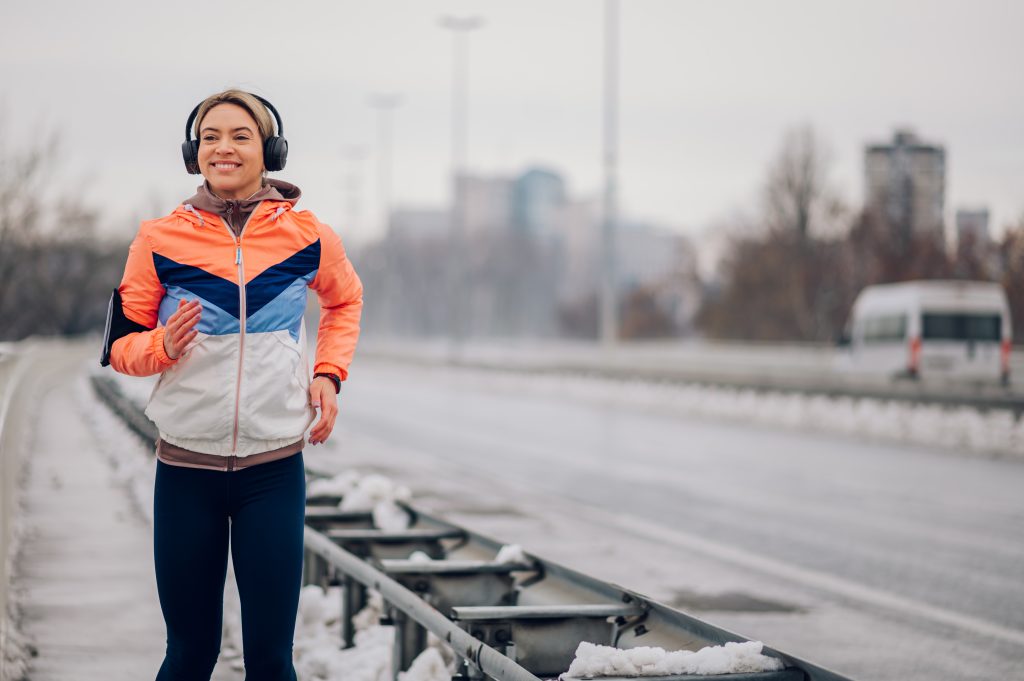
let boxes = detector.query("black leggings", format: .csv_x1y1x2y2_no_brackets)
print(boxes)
153,452,306,681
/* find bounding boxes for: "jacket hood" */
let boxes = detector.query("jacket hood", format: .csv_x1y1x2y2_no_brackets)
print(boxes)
184,178,302,216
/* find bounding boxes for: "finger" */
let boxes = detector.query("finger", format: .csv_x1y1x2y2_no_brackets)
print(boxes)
170,306,201,338
169,299,200,327
171,325,199,353
168,298,189,322
171,318,196,346
310,415,331,441
179,308,202,333
177,329,198,351
317,418,335,443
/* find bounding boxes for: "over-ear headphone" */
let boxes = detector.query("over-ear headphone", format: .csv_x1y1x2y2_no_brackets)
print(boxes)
182,93,288,174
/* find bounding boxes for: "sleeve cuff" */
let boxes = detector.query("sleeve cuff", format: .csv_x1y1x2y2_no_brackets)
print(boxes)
151,327,177,367
313,362,347,382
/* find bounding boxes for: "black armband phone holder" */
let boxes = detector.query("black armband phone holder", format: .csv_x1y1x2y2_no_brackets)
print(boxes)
100,288,152,367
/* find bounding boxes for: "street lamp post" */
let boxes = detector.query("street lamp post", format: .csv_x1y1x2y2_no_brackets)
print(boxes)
439,14,483,353
368,94,402,239
340,145,366,237
600,0,620,347
368,93,402,334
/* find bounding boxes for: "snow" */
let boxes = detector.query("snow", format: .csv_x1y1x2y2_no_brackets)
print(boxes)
561,641,784,678
340,473,413,511
376,363,1024,458
494,544,529,565
334,472,414,531
352,590,386,632
308,469,362,498
398,648,452,681
291,585,392,681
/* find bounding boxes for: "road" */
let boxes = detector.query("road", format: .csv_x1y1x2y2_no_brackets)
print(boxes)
306,356,1024,681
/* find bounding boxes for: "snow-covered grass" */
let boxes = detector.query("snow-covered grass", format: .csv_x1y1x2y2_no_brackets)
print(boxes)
382,362,1024,459
1,358,34,681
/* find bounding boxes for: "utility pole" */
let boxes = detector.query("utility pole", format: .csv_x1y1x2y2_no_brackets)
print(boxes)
367,94,402,239
340,145,366,237
600,0,620,347
439,14,483,353
368,94,402,334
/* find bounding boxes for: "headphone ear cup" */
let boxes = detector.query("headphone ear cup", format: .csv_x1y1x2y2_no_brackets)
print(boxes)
263,136,288,172
182,140,201,174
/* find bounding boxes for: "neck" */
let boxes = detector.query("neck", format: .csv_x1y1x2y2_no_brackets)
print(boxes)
210,181,264,202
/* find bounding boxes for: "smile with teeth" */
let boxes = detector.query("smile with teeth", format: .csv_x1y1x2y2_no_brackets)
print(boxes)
213,162,241,170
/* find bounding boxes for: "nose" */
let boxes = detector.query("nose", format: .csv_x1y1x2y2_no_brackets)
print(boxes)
215,137,236,155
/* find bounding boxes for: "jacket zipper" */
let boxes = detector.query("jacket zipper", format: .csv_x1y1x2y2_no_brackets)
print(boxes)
232,240,245,454
217,201,261,456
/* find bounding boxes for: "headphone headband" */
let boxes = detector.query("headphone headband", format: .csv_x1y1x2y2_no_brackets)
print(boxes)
182,92,288,174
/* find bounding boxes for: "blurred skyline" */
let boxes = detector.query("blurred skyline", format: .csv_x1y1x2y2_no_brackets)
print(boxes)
2,0,1022,246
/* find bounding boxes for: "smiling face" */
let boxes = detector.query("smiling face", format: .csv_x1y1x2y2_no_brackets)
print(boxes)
197,103,265,200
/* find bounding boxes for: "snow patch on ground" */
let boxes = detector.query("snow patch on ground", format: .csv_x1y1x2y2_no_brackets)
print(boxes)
308,469,362,498
421,365,1024,458
561,641,784,678
333,472,413,531
2,364,34,681
398,648,451,681
292,585,392,681
494,544,528,565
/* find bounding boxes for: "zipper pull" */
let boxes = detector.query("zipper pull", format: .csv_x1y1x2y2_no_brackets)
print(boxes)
235,247,241,265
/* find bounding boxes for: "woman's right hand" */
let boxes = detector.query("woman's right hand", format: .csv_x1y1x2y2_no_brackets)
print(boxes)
163,299,202,360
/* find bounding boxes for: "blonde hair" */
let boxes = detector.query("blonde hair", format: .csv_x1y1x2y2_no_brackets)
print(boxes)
193,89,276,142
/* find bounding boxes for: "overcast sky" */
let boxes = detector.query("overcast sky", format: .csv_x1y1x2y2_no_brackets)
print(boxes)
3,0,1022,247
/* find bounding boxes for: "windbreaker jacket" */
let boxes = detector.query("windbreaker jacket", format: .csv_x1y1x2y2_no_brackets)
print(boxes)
110,199,363,457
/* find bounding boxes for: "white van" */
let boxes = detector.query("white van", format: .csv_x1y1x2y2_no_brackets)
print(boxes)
843,280,1012,384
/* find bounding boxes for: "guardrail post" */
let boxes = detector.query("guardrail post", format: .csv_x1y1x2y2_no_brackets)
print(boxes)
390,605,429,678
341,574,367,648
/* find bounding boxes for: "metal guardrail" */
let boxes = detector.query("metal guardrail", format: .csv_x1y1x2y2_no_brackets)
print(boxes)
91,372,855,681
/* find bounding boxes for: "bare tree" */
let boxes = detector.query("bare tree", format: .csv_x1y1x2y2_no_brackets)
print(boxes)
698,125,852,342
763,124,845,240
1000,215,1024,344
0,119,123,340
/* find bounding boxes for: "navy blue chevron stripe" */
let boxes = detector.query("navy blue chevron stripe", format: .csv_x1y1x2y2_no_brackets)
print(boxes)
152,253,240,318
245,240,321,318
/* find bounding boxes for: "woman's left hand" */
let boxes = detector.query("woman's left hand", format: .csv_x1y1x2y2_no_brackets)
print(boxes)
309,377,338,445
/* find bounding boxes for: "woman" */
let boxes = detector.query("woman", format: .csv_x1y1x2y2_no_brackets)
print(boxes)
106,89,363,680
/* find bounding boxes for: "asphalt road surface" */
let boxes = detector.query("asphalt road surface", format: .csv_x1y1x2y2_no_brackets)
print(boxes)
308,357,1024,681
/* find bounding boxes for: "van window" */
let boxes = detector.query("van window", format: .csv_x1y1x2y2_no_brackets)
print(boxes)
862,315,907,343
921,313,1001,341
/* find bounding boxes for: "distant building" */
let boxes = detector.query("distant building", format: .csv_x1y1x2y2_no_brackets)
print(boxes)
511,167,567,239
456,173,514,234
388,206,449,243
864,129,946,248
558,198,601,302
956,207,990,248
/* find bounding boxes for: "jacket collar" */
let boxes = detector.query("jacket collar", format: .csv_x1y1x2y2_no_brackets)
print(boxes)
176,178,301,230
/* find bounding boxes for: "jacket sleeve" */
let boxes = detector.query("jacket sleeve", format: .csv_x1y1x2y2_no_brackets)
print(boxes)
309,222,363,382
109,226,178,376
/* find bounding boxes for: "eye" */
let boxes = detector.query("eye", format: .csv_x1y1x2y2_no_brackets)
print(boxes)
234,135,251,141
201,135,217,142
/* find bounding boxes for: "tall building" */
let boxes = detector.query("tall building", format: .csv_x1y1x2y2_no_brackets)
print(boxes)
864,129,946,247
511,167,567,239
955,207,990,247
